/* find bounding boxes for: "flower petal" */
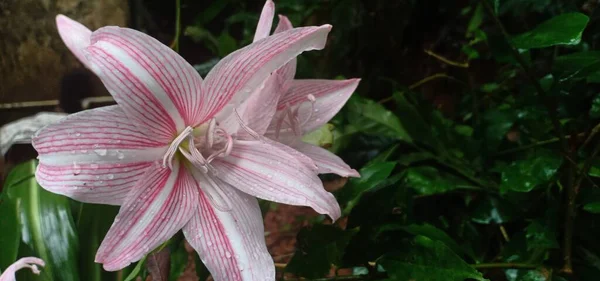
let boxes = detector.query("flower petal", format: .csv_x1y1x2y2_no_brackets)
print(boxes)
291,141,360,177
200,25,332,123
212,140,340,220
86,26,204,141
273,15,296,81
0,257,45,281
95,161,198,271
32,105,166,205
56,15,92,68
183,180,273,281
238,73,287,137
274,79,360,133
253,0,275,42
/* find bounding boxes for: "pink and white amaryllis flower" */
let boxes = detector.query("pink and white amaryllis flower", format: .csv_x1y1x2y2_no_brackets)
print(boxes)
247,1,360,178
33,14,341,280
0,257,45,281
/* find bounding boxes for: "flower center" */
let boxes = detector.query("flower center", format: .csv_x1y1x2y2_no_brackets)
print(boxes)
274,94,316,140
162,118,233,174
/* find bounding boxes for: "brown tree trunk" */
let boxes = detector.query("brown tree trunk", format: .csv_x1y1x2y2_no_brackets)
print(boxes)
0,0,128,106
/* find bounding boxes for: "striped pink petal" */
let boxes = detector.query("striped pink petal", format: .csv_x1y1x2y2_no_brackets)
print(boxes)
85,26,204,142
183,180,273,281
95,161,198,271
32,105,166,205
253,0,275,42
274,79,360,133
273,15,296,81
0,257,45,281
212,140,340,220
199,25,332,124
291,141,359,177
238,73,287,137
56,15,92,68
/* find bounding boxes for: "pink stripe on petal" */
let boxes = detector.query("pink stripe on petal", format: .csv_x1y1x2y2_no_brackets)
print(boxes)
35,162,152,205
274,79,360,133
291,141,360,178
253,0,275,42
86,26,204,139
273,15,296,81
212,140,340,221
200,25,332,123
95,161,198,271
56,15,92,68
183,179,273,281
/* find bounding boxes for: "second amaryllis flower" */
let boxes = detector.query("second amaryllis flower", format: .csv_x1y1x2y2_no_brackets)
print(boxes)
33,14,340,281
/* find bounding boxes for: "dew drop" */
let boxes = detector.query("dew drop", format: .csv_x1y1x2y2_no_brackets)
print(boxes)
117,151,125,159
94,149,108,156
90,163,99,169
107,174,115,180
225,251,232,258
75,132,81,137
72,161,81,175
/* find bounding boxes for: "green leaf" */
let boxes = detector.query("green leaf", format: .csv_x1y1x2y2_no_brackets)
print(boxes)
590,94,600,119
512,13,589,49
193,253,210,281
376,223,464,257
483,108,519,152
0,189,20,270
393,92,435,148
217,32,237,57
301,124,334,148
500,150,562,192
168,241,188,281
286,225,359,279
525,220,559,251
378,236,487,281
336,161,397,214
403,166,472,195
4,160,79,281
347,96,412,142
471,196,519,224
505,268,550,281
75,203,119,281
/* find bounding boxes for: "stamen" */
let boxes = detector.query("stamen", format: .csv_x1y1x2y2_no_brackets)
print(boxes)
234,108,261,140
206,118,216,148
299,94,317,127
163,126,193,169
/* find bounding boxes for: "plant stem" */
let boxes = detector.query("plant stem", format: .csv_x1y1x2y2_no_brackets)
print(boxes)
171,0,181,52
473,263,538,270
494,133,585,156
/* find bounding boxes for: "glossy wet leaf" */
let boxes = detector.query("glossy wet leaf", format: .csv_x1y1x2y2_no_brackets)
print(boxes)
3,160,79,281
512,13,589,49
0,190,19,271
500,150,562,192
505,268,550,281
286,225,359,279
347,96,412,142
336,161,396,214
471,196,519,224
378,236,487,281
376,223,464,256
590,94,600,119
525,220,559,251
403,166,472,195
74,203,119,281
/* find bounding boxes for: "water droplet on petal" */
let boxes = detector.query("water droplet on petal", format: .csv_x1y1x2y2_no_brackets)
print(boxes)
107,174,115,180
94,149,108,156
90,163,99,169
72,161,81,175
117,151,125,159
225,251,232,258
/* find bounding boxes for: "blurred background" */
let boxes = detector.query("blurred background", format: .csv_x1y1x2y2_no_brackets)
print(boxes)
3,0,600,280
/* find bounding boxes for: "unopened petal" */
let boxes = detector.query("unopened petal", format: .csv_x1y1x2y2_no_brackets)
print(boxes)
183,181,273,281
95,161,198,271
212,140,341,220
86,26,204,141
32,105,166,205
56,15,92,68
253,0,275,42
